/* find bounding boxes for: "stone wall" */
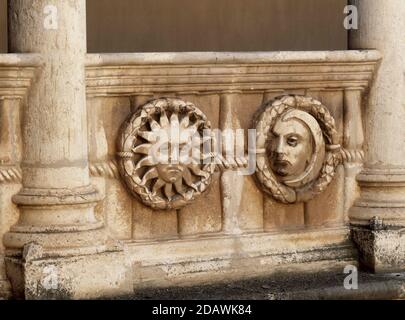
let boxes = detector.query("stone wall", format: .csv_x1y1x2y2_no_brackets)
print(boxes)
0,50,381,295
84,51,380,287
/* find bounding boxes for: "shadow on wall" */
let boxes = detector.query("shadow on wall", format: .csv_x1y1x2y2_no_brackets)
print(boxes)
0,0,6,53
1,0,348,53
86,0,348,53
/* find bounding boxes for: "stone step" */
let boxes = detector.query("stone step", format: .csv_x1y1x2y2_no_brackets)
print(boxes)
129,271,405,300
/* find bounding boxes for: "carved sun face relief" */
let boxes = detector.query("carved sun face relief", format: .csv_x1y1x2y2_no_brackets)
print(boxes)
254,95,341,204
117,98,215,210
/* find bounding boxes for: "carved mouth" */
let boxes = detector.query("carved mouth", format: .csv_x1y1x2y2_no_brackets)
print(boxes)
272,160,291,177
166,165,184,173
274,160,291,167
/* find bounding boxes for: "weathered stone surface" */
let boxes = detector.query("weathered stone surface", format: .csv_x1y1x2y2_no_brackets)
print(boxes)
254,95,341,204
349,0,405,272
3,0,131,299
104,180,132,240
305,165,345,227
177,94,223,235
352,226,405,273
130,227,355,289
264,200,305,231
5,245,132,299
178,172,222,236
2,5,385,297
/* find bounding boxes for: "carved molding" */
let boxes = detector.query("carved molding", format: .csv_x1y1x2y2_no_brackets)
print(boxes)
254,95,342,203
86,51,381,97
0,54,40,185
0,54,42,99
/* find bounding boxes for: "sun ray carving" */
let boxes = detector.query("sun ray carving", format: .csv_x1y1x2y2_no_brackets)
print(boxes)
117,98,215,210
132,144,152,155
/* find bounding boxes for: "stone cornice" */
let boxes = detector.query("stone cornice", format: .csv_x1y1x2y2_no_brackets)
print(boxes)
86,50,381,97
0,54,42,99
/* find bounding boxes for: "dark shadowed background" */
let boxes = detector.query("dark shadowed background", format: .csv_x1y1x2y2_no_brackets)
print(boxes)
1,0,347,53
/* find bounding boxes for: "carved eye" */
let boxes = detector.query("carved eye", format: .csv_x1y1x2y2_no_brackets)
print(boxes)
287,136,298,147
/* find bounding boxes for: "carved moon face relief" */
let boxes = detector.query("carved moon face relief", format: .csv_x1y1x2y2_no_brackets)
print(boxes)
117,98,215,210
254,95,341,203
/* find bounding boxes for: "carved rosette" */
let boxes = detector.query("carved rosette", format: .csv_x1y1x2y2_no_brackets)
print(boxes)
117,98,215,210
254,95,342,203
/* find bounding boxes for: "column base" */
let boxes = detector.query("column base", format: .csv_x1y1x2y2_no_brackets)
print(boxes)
349,167,405,227
351,223,405,273
5,242,133,300
349,167,405,272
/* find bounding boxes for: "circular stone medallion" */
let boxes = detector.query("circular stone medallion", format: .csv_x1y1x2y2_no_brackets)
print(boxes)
117,98,215,210
254,95,342,203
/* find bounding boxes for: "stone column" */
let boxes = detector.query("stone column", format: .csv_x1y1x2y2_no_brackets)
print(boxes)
4,0,131,299
349,0,405,272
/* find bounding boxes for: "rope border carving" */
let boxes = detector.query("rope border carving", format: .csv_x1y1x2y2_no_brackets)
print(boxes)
0,166,22,183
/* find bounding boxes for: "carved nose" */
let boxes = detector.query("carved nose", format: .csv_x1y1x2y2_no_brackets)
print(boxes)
274,139,285,155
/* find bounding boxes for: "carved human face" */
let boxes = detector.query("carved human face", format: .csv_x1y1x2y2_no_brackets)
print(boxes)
156,164,185,183
269,117,313,180
155,141,189,183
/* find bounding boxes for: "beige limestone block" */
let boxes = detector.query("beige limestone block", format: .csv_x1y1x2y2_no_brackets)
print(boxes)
0,98,22,164
220,92,264,234
128,94,155,241
132,198,177,240
305,165,345,227
237,175,264,232
87,97,109,225
0,184,20,298
230,93,264,232
176,93,220,128
132,200,153,240
104,179,132,240
176,93,222,235
127,93,179,240
101,96,131,158
5,248,132,299
91,176,106,224
87,97,109,163
91,96,133,239
130,94,154,113
263,200,305,231
303,90,345,227
150,210,178,240
178,172,222,236
0,184,20,252
343,89,364,222
306,89,344,138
